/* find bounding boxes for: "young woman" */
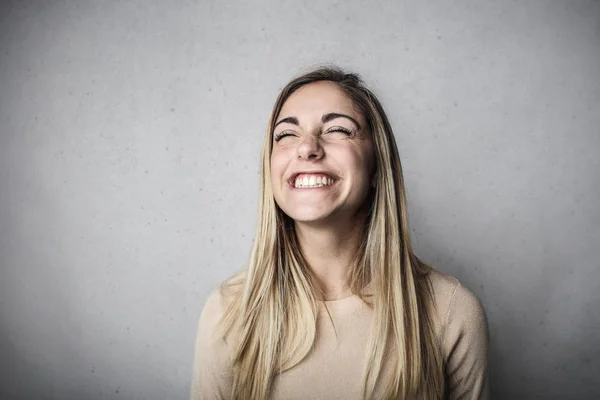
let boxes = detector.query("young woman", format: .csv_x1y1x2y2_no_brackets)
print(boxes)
191,67,489,399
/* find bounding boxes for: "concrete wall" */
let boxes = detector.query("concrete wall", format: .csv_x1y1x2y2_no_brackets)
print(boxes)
1,0,599,398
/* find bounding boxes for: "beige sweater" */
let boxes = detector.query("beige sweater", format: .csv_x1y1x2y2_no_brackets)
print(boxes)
190,269,489,399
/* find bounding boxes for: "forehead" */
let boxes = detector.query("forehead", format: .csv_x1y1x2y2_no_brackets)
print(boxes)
278,81,363,121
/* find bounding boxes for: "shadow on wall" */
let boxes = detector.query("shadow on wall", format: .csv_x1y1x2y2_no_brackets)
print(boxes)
1,328,54,399
434,252,600,399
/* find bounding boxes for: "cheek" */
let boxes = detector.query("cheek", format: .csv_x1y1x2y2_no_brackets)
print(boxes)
361,143,376,177
270,151,285,184
348,148,375,179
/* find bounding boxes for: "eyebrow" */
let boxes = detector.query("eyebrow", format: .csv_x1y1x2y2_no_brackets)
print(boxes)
322,112,361,130
274,116,299,128
274,113,361,130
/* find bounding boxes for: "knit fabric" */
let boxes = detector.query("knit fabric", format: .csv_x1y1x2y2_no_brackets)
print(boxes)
190,268,489,399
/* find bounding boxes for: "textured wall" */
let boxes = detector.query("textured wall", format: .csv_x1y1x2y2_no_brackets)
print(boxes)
1,0,599,398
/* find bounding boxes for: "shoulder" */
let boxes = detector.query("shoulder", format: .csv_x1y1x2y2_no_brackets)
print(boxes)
190,281,241,399
198,277,243,341
427,267,487,334
198,289,226,338
426,268,490,399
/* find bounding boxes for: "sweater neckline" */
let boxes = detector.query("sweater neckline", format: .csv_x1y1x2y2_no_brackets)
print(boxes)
317,293,370,316
314,282,373,316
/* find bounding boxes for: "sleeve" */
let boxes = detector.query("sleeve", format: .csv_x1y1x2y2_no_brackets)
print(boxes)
190,290,234,400
442,283,490,400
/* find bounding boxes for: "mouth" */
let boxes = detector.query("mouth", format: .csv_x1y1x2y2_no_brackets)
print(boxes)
287,172,338,189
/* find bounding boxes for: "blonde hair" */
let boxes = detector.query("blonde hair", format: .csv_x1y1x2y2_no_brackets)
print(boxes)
219,66,444,399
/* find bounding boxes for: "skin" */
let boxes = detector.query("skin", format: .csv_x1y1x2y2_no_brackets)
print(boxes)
270,81,376,300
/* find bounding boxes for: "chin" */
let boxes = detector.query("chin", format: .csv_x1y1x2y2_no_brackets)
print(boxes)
281,207,334,224
291,215,330,224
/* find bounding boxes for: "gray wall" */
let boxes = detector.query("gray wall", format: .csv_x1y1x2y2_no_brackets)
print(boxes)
1,1,599,399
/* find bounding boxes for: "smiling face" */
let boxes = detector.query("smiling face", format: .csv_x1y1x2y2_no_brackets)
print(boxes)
270,80,376,225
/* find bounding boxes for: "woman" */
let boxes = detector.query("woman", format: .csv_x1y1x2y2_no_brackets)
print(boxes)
191,67,489,399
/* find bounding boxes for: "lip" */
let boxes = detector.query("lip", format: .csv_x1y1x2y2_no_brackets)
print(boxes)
286,170,339,188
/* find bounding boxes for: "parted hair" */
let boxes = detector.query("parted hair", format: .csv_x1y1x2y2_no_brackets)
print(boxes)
218,66,445,399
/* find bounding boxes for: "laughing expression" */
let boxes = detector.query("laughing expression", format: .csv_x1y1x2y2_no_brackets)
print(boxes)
270,81,375,225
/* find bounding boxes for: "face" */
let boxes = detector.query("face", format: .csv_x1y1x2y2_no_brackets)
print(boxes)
270,81,375,225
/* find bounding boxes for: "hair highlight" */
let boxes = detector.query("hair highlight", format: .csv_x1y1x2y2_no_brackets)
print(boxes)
218,66,445,399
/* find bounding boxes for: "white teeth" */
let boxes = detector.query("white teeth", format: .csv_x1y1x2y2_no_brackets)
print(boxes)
293,174,335,188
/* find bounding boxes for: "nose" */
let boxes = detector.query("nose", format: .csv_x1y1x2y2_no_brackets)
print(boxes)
296,135,324,160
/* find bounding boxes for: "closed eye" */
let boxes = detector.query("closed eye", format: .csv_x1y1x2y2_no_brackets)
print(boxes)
274,131,297,142
325,126,353,135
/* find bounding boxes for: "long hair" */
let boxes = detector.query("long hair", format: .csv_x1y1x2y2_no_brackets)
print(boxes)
219,66,445,399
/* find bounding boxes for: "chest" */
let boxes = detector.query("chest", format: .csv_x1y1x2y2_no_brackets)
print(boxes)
270,309,373,400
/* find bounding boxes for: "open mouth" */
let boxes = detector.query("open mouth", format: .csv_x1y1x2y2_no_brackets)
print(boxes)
288,173,337,189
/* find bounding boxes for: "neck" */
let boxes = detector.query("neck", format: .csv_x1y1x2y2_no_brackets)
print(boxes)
294,216,364,301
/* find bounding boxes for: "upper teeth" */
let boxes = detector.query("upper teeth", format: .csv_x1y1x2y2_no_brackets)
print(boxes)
294,174,335,188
